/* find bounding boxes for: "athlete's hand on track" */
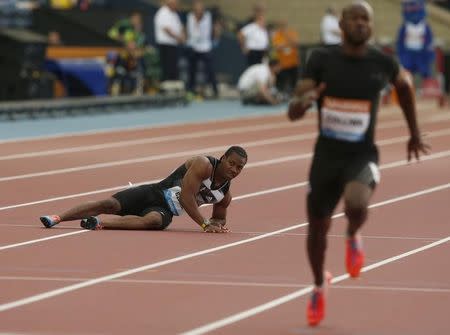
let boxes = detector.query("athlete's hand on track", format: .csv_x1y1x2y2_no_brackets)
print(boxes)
203,223,229,233
407,134,431,161
210,218,230,233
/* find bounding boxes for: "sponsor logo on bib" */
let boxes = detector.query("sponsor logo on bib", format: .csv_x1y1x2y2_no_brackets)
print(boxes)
163,179,226,216
321,97,371,142
163,186,184,216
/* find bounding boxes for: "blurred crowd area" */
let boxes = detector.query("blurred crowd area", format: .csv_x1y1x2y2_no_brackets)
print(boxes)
0,0,449,106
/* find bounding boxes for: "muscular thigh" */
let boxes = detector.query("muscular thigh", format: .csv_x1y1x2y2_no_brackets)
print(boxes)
140,206,173,230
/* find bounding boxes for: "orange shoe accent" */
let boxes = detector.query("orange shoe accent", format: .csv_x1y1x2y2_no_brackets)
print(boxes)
307,288,325,326
40,215,61,228
346,235,365,278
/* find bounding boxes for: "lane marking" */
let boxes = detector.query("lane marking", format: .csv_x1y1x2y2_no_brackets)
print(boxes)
217,232,441,241
2,125,450,183
0,153,314,211
0,224,440,241
376,128,450,145
0,276,448,293
0,182,307,251
0,182,449,312
181,236,450,335
2,147,450,212
0,121,300,161
0,134,316,182
1,111,448,161
0,101,427,145
1,149,449,253
0,231,88,251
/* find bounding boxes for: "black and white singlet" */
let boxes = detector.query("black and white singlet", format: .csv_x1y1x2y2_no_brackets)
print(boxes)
158,156,230,216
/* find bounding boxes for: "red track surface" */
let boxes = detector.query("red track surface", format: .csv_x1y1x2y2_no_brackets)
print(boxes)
0,103,449,334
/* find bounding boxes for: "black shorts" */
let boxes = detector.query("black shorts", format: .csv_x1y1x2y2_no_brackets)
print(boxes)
307,148,379,219
112,184,173,230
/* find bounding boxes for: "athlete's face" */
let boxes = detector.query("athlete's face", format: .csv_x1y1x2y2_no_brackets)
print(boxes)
340,4,373,46
219,152,246,180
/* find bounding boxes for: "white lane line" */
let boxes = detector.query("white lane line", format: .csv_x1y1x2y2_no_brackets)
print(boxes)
2,123,450,183
430,112,450,122
0,100,414,147
376,128,450,145
0,182,449,312
222,232,441,241
379,149,450,170
1,276,448,293
1,147,448,252
0,121,300,161
0,182,308,251
180,236,450,335
0,276,310,288
0,153,312,211
0,231,88,251
331,284,450,293
0,226,440,243
2,147,450,212
0,149,449,252
1,109,448,161
0,134,316,182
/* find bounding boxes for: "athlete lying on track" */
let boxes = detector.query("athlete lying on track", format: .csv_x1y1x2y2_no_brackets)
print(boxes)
40,146,247,233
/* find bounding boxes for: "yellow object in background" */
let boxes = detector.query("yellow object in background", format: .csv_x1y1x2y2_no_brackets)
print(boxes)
50,0,77,10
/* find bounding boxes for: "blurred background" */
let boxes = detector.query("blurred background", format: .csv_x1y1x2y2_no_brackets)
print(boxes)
0,0,449,118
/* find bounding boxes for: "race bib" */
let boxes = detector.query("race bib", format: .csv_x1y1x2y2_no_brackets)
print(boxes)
163,180,226,216
405,23,425,51
163,186,184,216
321,97,371,142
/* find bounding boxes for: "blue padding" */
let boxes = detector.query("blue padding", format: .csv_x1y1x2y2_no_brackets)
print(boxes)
45,58,108,96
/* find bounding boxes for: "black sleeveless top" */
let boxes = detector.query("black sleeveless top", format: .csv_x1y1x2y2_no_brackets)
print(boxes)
158,156,231,216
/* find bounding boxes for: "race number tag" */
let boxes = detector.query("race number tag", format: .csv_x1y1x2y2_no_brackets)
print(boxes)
163,186,184,216
321,97,371,142
405,23,426,50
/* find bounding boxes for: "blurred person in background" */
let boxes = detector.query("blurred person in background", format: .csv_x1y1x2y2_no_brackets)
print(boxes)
237,58,282,105
47,30,62,45
271,19,300,94
238,9,269,67
239,2,266,29
108,12,147,95
108,11,146,48
49,0,74,9
320,5,342,45
396,0,436,96
186,0,219,99
154,0,185,81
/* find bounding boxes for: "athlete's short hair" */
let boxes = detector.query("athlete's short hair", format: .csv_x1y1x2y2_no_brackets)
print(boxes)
342,1,373,19
224,146,248,161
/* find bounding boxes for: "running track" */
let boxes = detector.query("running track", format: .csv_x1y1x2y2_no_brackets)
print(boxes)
0,101,449,334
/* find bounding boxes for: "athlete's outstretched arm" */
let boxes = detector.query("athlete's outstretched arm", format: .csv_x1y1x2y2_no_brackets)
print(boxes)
287,80,325,121
180,157,224,233
210,192,232,232
180,156,212,228
393,69,431,161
